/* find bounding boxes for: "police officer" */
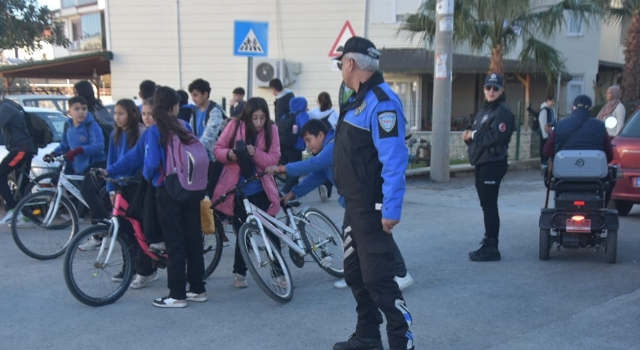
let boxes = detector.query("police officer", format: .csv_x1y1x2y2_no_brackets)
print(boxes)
332,36,413,350
463,73,515,262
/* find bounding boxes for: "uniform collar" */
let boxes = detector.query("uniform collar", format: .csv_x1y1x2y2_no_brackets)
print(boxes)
341,71,385,113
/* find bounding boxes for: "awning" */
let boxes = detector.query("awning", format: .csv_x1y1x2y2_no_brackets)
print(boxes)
0,51,112,80
598,60,624,70
379,48,539,74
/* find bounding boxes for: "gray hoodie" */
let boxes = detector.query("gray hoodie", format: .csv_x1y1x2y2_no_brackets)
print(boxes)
0,100,36,153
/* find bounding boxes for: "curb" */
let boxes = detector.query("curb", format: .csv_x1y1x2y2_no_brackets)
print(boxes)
406,158,540,177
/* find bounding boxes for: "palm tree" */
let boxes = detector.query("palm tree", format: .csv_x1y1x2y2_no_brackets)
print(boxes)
399,0,603,83
604,0,640,102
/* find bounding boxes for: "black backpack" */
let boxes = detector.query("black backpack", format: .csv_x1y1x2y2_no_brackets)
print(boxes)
527,105,553,133
277,111,300,149
1,99,53,148
190,102,228,136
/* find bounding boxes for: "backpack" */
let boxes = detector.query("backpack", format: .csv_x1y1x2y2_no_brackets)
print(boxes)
190,102,228,136
0,99,53,148
527,106,552,133
164,133,209,201
277,111,300,149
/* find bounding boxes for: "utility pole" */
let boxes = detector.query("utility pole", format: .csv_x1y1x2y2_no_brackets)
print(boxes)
430,0,454,182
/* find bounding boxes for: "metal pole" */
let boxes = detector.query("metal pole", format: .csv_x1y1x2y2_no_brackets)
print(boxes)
516,100,522,161
247,57,253,99
430,0,454,182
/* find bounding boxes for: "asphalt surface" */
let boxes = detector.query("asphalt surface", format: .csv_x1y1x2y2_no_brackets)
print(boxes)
0,168,638,350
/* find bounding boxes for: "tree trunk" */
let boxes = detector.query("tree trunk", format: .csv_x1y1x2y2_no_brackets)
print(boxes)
489,44,505,75
621,13,640,102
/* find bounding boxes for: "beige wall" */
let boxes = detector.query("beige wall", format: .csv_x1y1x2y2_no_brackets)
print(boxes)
600,21,624,64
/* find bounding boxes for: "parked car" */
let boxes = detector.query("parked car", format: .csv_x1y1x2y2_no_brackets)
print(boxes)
2,94,70,115
0,107,67,180
610,108,640,216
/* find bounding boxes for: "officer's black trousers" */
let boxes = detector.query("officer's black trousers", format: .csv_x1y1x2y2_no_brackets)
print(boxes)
343,200,412,350
474,160,508,240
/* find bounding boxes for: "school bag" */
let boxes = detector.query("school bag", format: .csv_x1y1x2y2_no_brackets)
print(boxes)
277,111,300,149
527,105,552,133
190,101,228,136
164,132,209,201
0,99,53,148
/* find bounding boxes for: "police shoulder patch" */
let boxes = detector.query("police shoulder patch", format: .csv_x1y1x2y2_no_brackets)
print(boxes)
377,110,398,138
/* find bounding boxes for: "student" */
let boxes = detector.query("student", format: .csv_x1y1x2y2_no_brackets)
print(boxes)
212,97,283,289
74,80,113,126
188,78,225,138
176,89,193,122
143,86,206,308
230,87,246,118
269,78,294,119
101,98,159,289
138,80,157,113
265,119,413,290
0,100,37,226
45,96,107,222
307,92,339,201
279,96,310,194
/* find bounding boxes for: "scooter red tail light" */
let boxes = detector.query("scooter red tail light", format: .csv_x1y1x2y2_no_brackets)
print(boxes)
573,201,585,206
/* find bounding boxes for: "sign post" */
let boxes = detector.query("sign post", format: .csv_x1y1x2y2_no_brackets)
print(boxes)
234,21,269,98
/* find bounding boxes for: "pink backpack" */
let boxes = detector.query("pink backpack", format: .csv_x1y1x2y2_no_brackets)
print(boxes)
164,133,208,201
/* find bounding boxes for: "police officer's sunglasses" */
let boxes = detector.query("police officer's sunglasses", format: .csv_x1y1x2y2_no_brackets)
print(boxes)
336,58,351,71
484,85,501,92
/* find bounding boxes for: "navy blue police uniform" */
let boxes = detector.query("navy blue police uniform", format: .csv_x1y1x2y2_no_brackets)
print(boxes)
334,70,413,350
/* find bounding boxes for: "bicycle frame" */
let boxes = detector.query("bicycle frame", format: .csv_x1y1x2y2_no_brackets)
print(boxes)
41,161,86,227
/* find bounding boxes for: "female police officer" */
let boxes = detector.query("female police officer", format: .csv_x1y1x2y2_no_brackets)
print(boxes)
463,73,515,262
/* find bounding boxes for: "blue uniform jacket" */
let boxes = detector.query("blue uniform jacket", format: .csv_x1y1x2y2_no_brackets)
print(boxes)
54,114,106,174
286,130,345,208
143,120,193,187
289,97,310,151
107,130,147,180
105,127,146,192
334,72,407,220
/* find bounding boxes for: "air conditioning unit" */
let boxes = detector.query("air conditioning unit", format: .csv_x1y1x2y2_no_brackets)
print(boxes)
253,58,296,88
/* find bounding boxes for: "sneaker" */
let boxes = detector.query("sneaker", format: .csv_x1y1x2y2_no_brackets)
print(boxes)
186,292,208,302
334,279,348,289
60,213,84,223
152,297,187,308
319,185,328,202
333,333,383,350
111,271,125,282
272,276,288,289
234,273,248,288
8,213,36,229
469,238,501,262
395,272,414,290
78,236,103,251
149,242,166,251
0,210,14,225
130,272,159,289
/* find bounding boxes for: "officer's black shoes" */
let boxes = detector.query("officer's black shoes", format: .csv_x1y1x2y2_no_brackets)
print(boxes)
333,333,384,350
469,238,501,262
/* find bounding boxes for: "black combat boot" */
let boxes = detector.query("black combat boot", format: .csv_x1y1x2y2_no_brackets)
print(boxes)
469,237,501,261
333,333,384,350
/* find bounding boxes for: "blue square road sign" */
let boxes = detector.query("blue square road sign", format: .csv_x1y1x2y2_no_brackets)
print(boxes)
234,21,269,57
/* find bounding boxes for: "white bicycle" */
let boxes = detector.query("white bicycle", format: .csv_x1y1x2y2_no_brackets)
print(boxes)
11,156,110,260
213,172,344,303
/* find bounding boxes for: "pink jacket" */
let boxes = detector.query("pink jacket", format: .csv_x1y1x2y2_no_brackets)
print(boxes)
213,120,281,216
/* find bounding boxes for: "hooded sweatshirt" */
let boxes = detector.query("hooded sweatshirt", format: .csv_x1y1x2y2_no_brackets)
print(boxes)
308,107,339,130
288,97,310,151
0,100,37,153
274,88,295,120
53,114,107,174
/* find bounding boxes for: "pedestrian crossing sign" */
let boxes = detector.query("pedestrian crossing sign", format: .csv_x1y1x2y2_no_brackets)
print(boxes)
234,21,269,57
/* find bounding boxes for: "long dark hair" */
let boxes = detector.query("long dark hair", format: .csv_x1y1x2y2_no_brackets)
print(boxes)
228,97,273,152
318,92,333,112
153,86,192,144
113,99,141,149
74,80,101,112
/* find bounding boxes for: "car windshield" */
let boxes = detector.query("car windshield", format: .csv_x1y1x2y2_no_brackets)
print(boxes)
620,110,640,138
32,111,67,142
22,99,69,114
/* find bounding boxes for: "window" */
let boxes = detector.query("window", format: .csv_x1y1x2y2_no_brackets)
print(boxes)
567,11,584,36
371,0,423,24
620,110,640,138
69,12,104,51
388,80,420,131
566,75,584,113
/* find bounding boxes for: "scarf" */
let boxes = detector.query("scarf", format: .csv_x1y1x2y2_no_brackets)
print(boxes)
597,87,621,121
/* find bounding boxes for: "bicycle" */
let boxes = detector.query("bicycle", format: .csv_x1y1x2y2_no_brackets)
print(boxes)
212,172,344,303
64,174,223,307
10,156,110,260
1,162,58,210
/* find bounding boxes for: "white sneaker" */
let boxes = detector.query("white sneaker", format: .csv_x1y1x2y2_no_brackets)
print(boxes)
149,242,166,251
9,214,36,229
130,272,159,289
395,273,414,290
334,279,348,289
78,236,103,251
0,210,14,225
318,185,328,202
60,213,84,223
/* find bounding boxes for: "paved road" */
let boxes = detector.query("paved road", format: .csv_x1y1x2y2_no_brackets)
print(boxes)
0,169,638,350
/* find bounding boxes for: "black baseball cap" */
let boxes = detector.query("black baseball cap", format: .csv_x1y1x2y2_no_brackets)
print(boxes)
572,95,592,109
484,73,503,89
334,36,380,61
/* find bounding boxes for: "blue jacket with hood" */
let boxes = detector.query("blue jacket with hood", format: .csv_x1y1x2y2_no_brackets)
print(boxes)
288,97,310,151
53,114,106,174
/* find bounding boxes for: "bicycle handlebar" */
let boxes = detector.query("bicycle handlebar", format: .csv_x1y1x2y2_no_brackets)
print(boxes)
89,168,139,185
211,171,266,207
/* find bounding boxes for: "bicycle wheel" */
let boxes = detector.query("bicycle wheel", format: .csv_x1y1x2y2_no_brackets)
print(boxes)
24,172,59,195
11,191,78,260
299,207,344,277
238,222,293,303
202,231,223,279
64,225,135,307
